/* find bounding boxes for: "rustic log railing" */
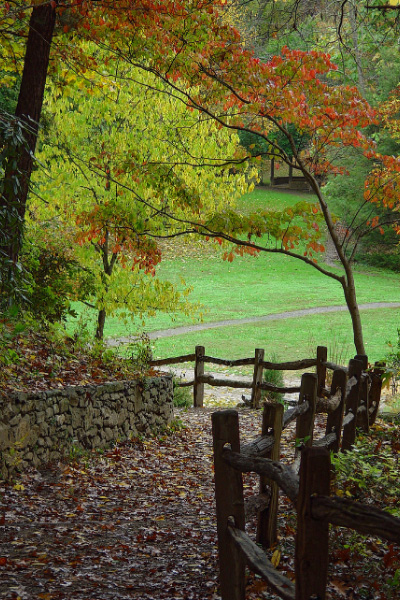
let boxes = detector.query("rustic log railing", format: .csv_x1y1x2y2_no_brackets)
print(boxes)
212,408,400,600
150,345,384,421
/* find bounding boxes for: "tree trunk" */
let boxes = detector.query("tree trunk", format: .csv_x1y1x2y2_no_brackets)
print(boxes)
1,2,57,264
349,2,366,98
303,171,366,356
95,308,106,341
342,277,366,355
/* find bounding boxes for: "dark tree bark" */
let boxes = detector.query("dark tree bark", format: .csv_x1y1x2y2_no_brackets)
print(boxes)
1,2,57,265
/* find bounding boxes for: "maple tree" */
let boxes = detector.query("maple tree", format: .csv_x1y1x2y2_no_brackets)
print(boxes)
120,37,397,354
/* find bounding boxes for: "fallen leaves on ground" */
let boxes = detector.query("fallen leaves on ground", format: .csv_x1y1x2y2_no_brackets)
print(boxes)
0,409,399,599
0,328,157,395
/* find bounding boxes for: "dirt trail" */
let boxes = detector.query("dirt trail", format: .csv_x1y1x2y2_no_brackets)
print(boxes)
108,302,400,345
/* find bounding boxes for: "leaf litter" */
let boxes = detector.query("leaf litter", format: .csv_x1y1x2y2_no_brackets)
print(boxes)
0,405,399,599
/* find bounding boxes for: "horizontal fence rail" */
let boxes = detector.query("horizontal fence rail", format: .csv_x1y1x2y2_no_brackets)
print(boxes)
150,345,384,424
212,408,400,600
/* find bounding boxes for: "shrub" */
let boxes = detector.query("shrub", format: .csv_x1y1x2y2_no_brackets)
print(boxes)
262,355,284,403
172,376,192,408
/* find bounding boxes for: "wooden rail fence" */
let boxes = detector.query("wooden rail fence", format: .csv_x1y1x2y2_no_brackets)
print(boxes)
150,346,384,424
212,408,400,600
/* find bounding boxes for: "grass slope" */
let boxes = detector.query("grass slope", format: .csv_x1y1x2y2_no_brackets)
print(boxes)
70,189,400,363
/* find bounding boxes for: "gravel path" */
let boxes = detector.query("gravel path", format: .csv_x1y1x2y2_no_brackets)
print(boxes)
109,302,400,345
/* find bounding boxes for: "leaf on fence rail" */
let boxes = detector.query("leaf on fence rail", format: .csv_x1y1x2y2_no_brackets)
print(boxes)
227,519,295,600
316,389,342,413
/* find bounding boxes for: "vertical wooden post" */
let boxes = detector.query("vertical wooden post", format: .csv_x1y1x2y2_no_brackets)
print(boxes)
295,447,330,600
316,345,328,398
354,354,369,432
194,345,205,408
251,348,265,409
295,373,317,451
341,358,363,452
369,362,385,426
257,402,283,548
325,369,346,454
358,374,370,433
212,410,246,600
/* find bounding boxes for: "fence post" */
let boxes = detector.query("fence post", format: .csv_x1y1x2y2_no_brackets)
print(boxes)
212,410,246,600
369,362,385,426
251,348,265,409
325,369,346,454
354,354,369,432
256,402,284,549
194,345,205,408
295,373,317,450
316,345,328,397
341,358,363,452
295,447,330,600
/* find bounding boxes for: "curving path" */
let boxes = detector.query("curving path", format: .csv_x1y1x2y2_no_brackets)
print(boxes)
109,302,400,344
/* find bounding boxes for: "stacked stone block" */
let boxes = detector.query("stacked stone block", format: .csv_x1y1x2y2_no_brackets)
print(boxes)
0,376,173,480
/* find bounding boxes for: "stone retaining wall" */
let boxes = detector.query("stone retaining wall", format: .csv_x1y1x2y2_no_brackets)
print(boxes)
0,375,173,480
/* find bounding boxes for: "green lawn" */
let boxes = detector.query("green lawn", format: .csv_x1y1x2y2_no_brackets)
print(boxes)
142,307,399,366
70,188,400,364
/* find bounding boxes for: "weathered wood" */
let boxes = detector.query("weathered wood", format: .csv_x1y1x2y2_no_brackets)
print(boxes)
324,360,348,373
312,495,400,545
357,373,370,433
342,412,354,427
244,492,271,522
295,373,317,450
222,449,299,504
317,346,328,397
198,374,299,393
251,348,265,408
369,362,385,426
316,388,342,413
325,369,347,453
295,447,330,600
176,380,195,388
354,354,368,369
241,434,274,457
199,375,253,389
261,358,317,370
227,519,295,600
313,432,337,449
282,401,310,429
203,355,255,367
212,411,246,600
150,353,196,366
354,355,369,432
346,375,358,395
194,345,205,408
342,359,363,452
257,403,284,548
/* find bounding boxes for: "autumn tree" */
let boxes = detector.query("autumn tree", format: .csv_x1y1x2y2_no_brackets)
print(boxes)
117,32,400,354
31,53,250,339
